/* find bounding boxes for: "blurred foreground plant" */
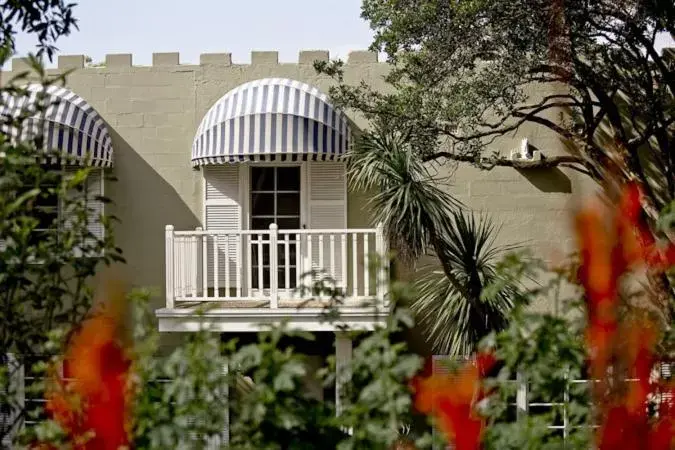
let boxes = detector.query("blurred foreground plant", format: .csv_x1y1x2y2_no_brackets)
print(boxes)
413,183,675,449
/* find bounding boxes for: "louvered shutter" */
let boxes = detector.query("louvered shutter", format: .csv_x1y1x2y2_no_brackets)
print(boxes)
1,354,24,448
307,162,346,287
64,167,104,256
204,166,242,293
85,169,104,244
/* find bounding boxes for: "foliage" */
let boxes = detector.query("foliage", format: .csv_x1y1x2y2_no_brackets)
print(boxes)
0,65,124,446
0,0,77,61
413,183,675,449
412,210,523,355
19,279,430,450
349,126,522,355
316,1,675,325
318,0,674,210
130,291,230,450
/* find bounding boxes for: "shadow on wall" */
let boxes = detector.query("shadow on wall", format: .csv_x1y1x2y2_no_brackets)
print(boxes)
105,128,200,309
516,167,572,193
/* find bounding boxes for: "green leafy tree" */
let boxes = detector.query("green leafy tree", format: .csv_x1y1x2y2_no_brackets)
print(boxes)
316,0,675,316
0,0,118,438
124,285,428,449
0,69,124,446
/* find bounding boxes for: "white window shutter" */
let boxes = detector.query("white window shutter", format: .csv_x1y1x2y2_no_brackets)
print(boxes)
204,166,242,293
64,168,104,256
307,162,346,287
85,168,104,244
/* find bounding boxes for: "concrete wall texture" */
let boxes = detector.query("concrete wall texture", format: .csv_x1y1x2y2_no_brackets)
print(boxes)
2,50,597,315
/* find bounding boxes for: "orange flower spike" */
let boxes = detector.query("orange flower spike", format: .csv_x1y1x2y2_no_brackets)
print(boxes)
413,353,496,450
575,204,617,306
575,203,620,379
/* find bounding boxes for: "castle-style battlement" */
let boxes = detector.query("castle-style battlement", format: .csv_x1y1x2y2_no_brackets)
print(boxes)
7,50,381,72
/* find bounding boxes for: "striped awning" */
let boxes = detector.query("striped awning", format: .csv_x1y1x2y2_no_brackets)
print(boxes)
0,84,113,167
192,78,351,166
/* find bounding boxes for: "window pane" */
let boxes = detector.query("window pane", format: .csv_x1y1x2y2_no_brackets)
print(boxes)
251,245,271,266
277,243,297,266
277,193,300,215
277,217,300,229
251,167,274,191
251,217,274,230
251,193,274,216
251,268,271,290
36,190,59,209
276,167,300,191
35,207,58,229
278,268,297,289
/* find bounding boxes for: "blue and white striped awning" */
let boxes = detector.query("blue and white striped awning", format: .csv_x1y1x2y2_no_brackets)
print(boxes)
192,78,351,166
0,84,113,167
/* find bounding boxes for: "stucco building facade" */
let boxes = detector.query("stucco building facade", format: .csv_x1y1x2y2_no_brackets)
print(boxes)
1,49,595,340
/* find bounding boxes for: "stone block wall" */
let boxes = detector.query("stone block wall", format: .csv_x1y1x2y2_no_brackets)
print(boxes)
1,49,594,314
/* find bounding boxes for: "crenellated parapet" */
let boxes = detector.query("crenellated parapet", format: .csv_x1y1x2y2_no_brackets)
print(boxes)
6,50,382,72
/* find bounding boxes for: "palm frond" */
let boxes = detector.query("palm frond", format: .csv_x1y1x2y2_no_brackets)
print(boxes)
347,127,462,264
412,211,520,355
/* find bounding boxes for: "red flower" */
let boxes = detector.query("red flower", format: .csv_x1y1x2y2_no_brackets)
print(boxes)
36,297,132,450
413,353,496,450
575,182,675,449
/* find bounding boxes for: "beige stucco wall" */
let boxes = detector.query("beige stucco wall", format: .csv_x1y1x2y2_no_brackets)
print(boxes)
1,50,596,318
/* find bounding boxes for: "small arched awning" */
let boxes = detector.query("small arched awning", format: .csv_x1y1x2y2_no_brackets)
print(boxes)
192,78,351,166
0,84,113,167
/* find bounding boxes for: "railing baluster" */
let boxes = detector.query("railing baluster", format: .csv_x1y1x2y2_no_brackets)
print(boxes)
341,233,347,291
284,233,290,294
177,237,184,299
213,235,219,298
192,229,199,298
318,234,324,288
236,234,242,298
269,224,278,308
307,234,313,284
364,233,370,296
247,235,253,298
202,231,208,299
352,233,358,298
165,225,174,309
295,233,301,291
224,234,230,299
257,234,264,296
329,234,336,283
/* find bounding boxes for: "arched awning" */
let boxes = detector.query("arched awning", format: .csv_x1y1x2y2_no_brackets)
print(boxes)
0,84,113,167
192,78,351,166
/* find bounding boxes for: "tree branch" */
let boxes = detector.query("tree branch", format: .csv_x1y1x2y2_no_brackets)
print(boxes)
424,151,588,172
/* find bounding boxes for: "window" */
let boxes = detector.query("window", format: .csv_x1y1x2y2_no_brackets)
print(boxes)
29,178,60,246
22,167,105,251
250,166,301,290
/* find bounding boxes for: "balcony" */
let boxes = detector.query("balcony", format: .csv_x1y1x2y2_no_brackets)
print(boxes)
156,224,389,332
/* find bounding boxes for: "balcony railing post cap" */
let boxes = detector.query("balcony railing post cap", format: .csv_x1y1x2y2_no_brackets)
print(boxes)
165,224,174,231
269,223,279,230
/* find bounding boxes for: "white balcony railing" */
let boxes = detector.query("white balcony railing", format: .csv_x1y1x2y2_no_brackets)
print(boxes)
164,224,387,308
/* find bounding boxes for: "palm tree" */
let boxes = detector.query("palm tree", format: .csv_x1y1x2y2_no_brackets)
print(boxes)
348,125,521,355
413,210,520,355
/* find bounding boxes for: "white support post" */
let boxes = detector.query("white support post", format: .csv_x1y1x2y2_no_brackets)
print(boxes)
269,223,279,308
375,223,386,307
193,227,201,298
165,225,175,309
335,332,353,417
516,371,529,420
